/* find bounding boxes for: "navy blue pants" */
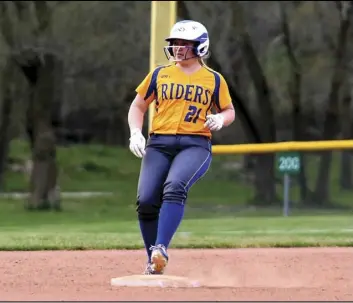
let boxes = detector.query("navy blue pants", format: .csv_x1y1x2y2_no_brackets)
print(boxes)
136,134,212,220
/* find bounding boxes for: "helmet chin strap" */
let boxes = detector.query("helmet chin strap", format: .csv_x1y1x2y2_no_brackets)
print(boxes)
170,55,199,62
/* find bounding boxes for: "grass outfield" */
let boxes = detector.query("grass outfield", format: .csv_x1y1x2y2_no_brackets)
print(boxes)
0,197,352,250
1,139,353,250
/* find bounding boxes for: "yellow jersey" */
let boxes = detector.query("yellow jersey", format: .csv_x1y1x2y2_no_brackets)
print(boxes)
135,64,232,138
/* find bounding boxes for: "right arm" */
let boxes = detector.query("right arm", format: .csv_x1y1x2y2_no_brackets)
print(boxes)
128,93,149,135
127,69,156,158
128,68,156,134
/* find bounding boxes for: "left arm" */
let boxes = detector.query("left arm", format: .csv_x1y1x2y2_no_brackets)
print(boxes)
204,103,235,131
204,74,235,131
218,103,235,127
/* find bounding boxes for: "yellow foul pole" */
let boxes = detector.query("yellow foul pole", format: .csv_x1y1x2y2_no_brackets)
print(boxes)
148,1,177,133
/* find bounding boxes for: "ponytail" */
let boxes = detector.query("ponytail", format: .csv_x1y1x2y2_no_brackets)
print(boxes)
198,57,209,67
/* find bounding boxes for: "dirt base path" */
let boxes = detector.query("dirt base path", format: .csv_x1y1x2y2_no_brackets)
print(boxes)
1,247,352,301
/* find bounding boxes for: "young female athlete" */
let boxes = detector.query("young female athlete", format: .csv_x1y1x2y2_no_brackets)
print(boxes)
127,20,235,275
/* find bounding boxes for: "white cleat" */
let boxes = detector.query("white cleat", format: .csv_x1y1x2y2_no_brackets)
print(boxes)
143,262,163,275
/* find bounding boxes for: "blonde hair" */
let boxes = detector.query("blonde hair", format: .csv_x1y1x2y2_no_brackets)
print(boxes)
198,57,209,67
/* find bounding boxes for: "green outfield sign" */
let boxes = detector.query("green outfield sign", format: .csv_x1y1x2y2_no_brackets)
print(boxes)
276,151,301,217
276,152,301,175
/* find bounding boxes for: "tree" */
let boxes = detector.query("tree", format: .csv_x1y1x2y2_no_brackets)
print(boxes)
279,1,310,203
230,2,277,205
0,1,62,210
339,81,352,190
313,1,353,205
0,60,14,190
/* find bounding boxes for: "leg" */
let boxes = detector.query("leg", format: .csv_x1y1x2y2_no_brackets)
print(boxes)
136,145,172,265
151,137,212,272
158,146,212,246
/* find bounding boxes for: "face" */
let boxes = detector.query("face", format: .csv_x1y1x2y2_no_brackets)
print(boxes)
171,39,196,61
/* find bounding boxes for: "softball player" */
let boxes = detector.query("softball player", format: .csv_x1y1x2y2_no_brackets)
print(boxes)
127,20,235,275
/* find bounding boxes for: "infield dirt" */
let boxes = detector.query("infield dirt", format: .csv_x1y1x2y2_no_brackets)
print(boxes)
1,247,352,301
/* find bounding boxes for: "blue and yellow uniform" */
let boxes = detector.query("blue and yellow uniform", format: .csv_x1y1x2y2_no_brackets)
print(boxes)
136,64,232,138
135,63,232,269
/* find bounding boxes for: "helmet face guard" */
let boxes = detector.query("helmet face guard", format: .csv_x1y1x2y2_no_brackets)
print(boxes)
163,44,198,62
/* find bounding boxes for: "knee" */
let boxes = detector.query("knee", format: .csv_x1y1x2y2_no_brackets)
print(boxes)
163,180,187,204
136,192,161,221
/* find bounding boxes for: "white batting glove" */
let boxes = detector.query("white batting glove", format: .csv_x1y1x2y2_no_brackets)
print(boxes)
129,128,146,158
204,114,224,131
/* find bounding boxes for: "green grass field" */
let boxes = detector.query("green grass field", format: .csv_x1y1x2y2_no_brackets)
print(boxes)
0,139,352,250
1,196,353,250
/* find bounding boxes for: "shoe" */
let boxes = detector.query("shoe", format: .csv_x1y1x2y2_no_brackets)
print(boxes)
143,262,163,275
150,244,168,274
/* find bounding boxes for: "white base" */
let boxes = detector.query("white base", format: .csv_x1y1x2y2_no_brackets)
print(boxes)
110,274,202,288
